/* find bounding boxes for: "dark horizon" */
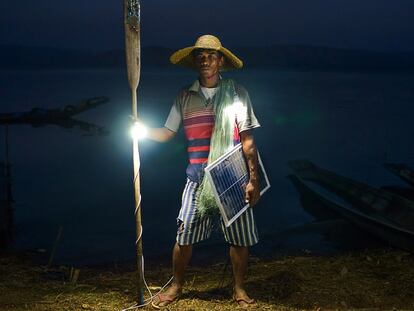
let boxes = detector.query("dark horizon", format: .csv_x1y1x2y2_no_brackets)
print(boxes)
2,42,414,54
2,44,414,73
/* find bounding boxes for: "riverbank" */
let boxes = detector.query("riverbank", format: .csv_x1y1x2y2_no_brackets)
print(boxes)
1,248,414,310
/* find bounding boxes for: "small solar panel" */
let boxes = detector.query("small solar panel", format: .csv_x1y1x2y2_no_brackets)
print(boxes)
205,143,270,227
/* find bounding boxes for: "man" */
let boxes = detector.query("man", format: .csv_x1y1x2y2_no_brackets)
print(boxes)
147,35,261,309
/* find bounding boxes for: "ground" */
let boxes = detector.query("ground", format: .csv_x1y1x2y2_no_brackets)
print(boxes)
1,248,414,311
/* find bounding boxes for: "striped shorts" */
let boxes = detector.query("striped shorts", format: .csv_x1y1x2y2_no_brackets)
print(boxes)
176,179,259,247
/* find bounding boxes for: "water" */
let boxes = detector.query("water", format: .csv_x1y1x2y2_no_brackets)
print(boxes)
1,68,414,264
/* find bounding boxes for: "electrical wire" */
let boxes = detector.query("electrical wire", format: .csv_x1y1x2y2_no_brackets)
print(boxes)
121,225,174,311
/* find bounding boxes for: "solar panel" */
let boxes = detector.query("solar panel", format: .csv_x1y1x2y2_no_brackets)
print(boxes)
205,143,270,227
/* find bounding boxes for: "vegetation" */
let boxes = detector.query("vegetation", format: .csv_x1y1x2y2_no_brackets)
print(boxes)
1,248,413,310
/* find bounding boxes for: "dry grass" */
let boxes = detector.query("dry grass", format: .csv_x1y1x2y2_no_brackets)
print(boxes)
1,248,414,311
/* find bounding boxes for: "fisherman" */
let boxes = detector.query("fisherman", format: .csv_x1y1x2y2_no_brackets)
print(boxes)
144,34,261,309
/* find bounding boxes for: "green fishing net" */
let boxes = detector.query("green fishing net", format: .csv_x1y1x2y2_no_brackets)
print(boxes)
196,79,238,217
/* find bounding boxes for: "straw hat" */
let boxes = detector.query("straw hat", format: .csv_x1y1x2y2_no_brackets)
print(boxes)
170,35,243,71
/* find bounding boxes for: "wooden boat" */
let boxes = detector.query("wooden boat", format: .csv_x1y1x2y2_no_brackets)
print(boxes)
288,160,414,251
380,185,414,202
0,96,109,135
287,174,340,221
384,163,414,188
287,175,385,249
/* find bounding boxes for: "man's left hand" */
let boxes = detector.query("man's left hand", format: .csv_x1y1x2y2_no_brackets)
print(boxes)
245,179,260,207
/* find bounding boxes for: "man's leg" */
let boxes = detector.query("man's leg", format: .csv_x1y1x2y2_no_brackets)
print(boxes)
222,208,258,306
153,242,192,307
171,242,192,292
230,245,253,300
153,179,212,307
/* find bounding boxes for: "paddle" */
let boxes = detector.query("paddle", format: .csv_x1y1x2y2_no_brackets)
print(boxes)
124,0,144,304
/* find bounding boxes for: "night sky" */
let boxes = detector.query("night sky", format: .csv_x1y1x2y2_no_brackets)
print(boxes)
1,0,414,51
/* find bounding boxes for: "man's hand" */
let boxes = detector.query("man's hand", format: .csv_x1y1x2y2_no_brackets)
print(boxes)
130,116,176,142
240,130,261,207
245,179,260,207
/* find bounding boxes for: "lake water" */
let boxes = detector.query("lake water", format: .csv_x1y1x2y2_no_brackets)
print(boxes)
1,67,414,264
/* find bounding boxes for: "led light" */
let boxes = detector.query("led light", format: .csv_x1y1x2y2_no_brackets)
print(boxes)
224,99,246,120
130,121,148,140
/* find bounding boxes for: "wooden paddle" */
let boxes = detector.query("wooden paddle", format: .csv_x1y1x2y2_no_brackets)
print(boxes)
124,0,144,303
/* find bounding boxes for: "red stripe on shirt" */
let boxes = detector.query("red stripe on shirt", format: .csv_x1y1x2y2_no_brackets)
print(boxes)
189,158,208,164
185,126,213,139
188,146,210,152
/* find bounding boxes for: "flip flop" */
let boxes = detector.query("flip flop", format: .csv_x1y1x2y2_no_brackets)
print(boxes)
233,294,257,309
151,292,181,309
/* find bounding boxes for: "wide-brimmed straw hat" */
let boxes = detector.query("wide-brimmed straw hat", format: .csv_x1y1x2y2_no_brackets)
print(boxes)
170,35,243,71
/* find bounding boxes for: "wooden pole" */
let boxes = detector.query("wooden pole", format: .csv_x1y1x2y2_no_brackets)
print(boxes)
123,0,144,304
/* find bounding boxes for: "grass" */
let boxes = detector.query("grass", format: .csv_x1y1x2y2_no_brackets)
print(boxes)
1,248,414,310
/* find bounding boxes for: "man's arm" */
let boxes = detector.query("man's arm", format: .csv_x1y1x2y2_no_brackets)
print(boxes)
240,130,260,207
148,126,176,142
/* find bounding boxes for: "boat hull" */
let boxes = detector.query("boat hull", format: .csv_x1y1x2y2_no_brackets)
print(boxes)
288,160,414,252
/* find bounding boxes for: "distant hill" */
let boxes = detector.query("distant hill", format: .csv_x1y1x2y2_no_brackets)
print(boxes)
238,46,414,71
0,46,174,70
1,45,414,72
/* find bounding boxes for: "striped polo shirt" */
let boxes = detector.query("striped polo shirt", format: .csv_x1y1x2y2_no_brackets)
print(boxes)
165,78,260,182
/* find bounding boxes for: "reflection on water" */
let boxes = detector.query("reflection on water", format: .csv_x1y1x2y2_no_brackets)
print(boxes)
1,68,414,264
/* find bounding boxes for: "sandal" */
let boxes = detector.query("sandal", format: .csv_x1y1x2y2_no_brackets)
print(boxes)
233,294,257,309
152,292,181,309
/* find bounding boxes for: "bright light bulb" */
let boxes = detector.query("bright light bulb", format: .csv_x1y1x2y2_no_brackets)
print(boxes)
130,121,148,140
233,100,244,111
224,100,246,120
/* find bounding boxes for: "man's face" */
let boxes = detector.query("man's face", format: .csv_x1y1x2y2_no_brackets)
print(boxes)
193,49,224,80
